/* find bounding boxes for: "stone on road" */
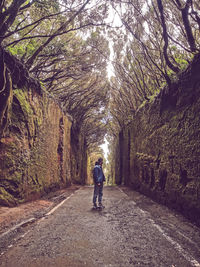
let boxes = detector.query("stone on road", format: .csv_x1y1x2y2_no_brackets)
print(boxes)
0,186,200,267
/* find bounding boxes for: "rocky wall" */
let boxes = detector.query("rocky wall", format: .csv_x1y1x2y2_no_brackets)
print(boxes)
116,54,200,225
85,155,93,185
0,85,73,206
70,128,88,185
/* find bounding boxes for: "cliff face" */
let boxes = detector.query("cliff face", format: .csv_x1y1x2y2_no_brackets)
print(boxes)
115,54,200,225
70,129,88,185
0,50,88,206
0,86,73,206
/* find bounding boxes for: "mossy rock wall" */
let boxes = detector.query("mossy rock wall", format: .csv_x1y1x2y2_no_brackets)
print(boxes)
85,155,93,185
115,54,200,225
0,86,72,206
70,130,88,185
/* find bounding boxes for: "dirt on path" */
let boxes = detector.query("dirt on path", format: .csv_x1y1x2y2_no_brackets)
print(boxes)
0,186,200,267
0,185,80,234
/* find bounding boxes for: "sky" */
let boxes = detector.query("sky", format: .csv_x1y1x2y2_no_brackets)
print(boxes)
96,3,124,160
100,138,109,160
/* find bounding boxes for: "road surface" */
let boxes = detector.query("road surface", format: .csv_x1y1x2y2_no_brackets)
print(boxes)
0,186,200,266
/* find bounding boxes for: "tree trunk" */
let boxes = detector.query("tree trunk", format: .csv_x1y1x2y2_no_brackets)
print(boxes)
0,49,12,137
156,0,180,73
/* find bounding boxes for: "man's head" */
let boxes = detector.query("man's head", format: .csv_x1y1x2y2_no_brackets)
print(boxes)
98,157,103,166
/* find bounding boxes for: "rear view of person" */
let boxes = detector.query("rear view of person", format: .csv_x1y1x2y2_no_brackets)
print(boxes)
92,158,105,209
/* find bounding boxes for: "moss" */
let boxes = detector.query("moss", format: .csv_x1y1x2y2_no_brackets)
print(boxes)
36,115,43,127
138,90,160,110
12,89,45,145
136,152,155,163
0,187,17,207
13,89,35,138
1,143,22,172
1,153,16,168
11,172,24,185
14,89,33,118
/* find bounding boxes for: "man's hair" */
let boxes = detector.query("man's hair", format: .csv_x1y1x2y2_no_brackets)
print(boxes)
98,157,103,163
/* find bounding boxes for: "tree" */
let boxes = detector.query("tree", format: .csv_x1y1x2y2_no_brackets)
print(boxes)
109,0,199,85
1,0,109,68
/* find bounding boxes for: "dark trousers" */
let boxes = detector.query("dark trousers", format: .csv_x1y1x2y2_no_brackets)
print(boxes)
93,183,103,205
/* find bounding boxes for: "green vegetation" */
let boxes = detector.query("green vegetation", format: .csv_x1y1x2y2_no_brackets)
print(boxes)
0,187,16,207
14,89,33,119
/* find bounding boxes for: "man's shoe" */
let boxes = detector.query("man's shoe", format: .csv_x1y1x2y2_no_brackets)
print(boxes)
93,204,98,209
98,203,105,208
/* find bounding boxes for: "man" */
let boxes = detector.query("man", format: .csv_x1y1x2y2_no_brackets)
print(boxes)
92,157,106,209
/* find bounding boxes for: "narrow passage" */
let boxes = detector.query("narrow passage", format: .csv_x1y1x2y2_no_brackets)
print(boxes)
0,186,200,267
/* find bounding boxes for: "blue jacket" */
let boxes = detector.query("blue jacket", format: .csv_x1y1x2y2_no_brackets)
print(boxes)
93,165,105,184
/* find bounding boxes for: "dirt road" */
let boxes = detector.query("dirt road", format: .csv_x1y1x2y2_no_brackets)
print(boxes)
0,186,200,267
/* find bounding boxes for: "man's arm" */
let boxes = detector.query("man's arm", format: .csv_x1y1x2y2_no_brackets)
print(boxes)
93,167,100,184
